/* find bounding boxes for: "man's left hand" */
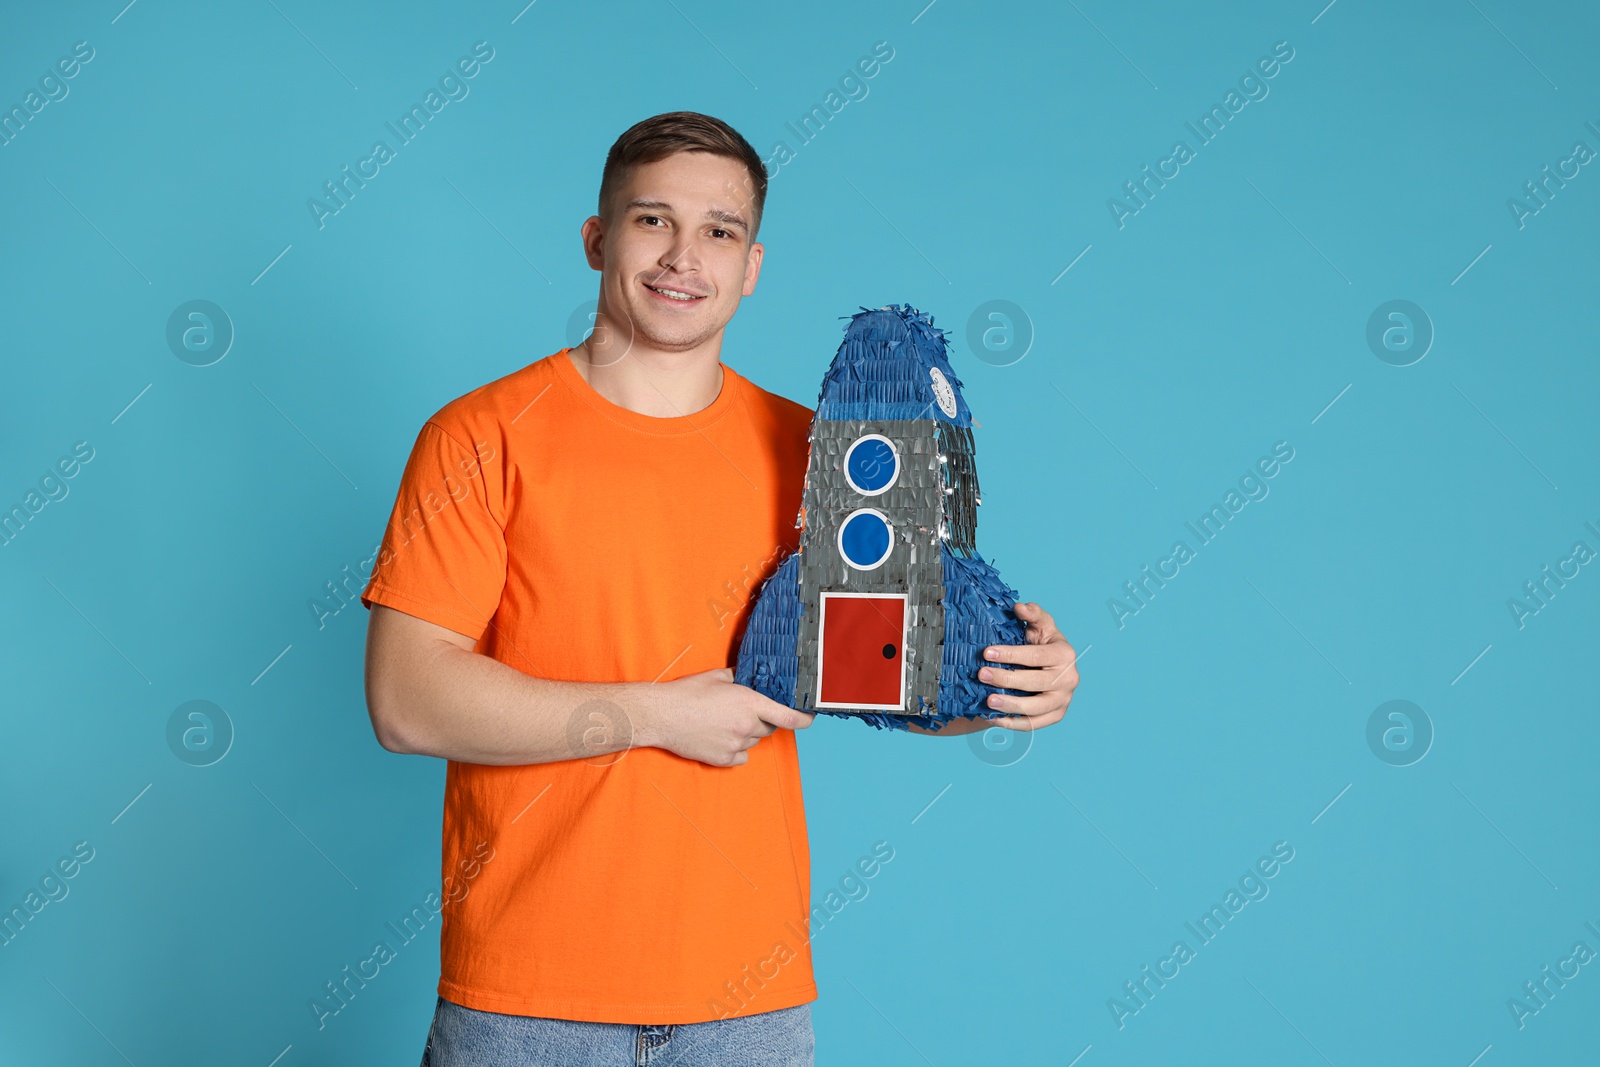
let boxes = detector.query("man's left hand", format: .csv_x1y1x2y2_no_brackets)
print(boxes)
978,601,1078,732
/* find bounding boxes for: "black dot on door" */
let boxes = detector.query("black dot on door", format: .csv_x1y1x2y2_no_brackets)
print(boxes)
882,643,896,658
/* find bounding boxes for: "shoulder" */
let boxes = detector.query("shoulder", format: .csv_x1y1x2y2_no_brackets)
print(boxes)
735,369,814,441
424,350,565,450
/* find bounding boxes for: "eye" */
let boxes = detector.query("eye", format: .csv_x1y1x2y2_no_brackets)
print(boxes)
638,214,665,227
709,227,733,240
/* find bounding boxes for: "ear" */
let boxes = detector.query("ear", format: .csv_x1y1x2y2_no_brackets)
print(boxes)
580,215,605,271
741,241,764,297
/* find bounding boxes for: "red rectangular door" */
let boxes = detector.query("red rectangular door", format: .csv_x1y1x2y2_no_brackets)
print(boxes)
817,592,907,709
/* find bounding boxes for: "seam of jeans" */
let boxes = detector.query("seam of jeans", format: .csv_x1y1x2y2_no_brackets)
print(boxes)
419,995,443,1067
638,1022,675,1065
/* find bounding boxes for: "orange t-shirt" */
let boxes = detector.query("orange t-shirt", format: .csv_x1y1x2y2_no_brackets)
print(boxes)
361,348,817,1024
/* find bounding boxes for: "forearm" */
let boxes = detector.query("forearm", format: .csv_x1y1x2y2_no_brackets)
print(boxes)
907,715,991,736
370,640,664,765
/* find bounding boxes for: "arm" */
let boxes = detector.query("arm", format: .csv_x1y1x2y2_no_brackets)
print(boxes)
907,601,1079,736
363,604,814,767
907,716,991,737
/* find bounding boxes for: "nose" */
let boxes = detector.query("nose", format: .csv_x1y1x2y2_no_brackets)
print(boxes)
657,233,701,277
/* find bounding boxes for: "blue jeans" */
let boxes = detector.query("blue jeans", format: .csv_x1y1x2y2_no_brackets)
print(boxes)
419,995,815,1066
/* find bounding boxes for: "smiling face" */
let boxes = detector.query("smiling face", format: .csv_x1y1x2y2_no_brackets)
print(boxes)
581,151,764,357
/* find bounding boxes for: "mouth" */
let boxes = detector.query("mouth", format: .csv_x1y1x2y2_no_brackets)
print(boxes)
643,282,708,306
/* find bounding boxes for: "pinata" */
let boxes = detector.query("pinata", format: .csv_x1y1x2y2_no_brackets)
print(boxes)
734,303,1029,731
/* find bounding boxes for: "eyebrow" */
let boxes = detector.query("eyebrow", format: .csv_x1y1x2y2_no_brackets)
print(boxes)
624,198,749,235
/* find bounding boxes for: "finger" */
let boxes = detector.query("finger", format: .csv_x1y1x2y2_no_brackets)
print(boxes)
985,707,1066,732
1014,602,1063,643
979,662,1076,695
1036,665,1076,693
983,642,1073,669
984,688,1068,720
757,705,814,732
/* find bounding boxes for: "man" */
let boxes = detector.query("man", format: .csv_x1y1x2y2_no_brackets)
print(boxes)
361,110,1078,1066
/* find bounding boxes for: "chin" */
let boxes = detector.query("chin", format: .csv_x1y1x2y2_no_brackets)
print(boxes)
638,324,712,351
636,308,725,350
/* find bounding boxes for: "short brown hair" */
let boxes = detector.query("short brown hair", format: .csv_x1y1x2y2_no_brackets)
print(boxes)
598,111,768,242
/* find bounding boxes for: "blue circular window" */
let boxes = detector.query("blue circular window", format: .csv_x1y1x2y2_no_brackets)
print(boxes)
844,434,899,495
838,508,893,570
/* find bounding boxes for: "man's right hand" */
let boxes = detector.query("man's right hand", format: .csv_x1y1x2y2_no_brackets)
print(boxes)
642,668,815,767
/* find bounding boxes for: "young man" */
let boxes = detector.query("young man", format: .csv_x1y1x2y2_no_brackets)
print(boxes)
360,111,1078,1067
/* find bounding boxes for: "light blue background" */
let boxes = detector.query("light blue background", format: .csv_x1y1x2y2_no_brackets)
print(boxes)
2,0,1597,1063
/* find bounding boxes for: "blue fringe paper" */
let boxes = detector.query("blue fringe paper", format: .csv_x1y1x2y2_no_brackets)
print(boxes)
816,305,974,427
734,552,802,705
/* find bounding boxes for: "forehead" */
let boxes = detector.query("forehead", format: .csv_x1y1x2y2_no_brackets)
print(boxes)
618,152,757,211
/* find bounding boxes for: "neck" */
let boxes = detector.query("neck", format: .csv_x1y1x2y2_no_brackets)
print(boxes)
569,338,726,418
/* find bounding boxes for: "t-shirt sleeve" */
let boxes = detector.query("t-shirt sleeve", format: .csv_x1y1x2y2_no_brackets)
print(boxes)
360,420,507,642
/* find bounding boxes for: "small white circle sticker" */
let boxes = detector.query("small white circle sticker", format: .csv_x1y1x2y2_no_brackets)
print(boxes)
929,367,957,417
